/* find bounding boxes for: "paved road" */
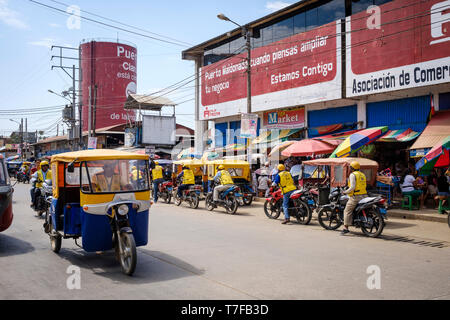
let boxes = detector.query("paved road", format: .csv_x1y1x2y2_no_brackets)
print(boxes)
0,183,449,300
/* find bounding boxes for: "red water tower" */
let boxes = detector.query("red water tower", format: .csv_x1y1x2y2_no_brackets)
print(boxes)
80,40,137,131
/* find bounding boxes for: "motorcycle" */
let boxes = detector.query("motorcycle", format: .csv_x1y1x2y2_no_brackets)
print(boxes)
173,181,202,209
158,181,173,204
17,171,30,184
317,187,387,238
31,178,53,217
205,182,243,215
263,186,312,225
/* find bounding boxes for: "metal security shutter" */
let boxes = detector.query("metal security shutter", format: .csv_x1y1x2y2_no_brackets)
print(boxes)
308,105,357,136
229,121,246,145
367,96,430,132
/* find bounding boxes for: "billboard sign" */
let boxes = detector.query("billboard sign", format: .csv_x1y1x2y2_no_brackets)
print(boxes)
263,107,305,129
240,113,259,138
142,115,176,145
200,20,342,120
346,0,450,97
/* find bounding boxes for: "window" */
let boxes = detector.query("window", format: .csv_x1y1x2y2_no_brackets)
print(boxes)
352,0,374,14
228,168,243,177
273,17,294,42
334,165,344,185
293,12,306,34
318,0,345,26
261,25,273,46
229,37,245,54
306,7,318,31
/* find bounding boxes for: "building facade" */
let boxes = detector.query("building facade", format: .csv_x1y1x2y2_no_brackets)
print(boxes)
182,0,450,156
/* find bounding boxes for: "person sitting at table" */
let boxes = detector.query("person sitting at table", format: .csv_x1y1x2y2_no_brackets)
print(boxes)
400,169,425,209
435,168,449,211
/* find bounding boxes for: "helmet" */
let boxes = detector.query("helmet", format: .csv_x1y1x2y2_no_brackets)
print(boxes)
350,161,360,170
277,164,285,171
155,161,159,165
218,165,225,170
132,166,137,170
40,161,49,167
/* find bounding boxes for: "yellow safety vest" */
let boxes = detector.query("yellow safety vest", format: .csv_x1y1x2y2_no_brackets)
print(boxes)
348,171,367,196
36,169,52,188
219,170,234,185
278,171,296,194
93,173,121,192
152,165,163,180
132,169,144,181
182,169,195,185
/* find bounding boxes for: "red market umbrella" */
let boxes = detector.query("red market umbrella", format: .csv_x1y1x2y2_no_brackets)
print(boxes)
281,139,339,157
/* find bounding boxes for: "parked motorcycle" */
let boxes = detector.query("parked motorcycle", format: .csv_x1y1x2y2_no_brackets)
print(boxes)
263,186,312,225
158,181,173,204
173,183,202,209
31,178,53,217
205,182,243,215
317,187,387,238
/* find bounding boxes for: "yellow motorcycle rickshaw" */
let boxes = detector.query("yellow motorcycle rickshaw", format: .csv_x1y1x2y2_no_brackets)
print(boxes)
205,160,255,205
172,159,205,208
45,150,151,276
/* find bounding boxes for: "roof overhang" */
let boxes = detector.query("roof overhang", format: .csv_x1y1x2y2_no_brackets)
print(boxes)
182,0,318,61
124,94,176,111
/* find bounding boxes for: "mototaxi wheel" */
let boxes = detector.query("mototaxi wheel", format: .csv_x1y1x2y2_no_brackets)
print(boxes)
118,232,137,276
293,199,312,225
226,195,238,215
264,199,281,219
50,233,62,253
317,207,343,230
189,192,199,209
360,208,385,238
243,196,253,206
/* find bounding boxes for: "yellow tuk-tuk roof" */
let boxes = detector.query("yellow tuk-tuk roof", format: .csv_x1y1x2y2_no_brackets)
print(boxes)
206,160,250,166
51,149,150,163
173,159,204,166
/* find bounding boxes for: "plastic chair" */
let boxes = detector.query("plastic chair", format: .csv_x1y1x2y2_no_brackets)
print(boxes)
438,197,450,214
401,194,420,210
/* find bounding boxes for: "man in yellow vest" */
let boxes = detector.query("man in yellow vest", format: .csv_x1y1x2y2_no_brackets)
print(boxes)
91,162,122,192
176,165,195,199
213,165,235,203
151,161,164,203
272,164,297,224
30,160,52,208
342,161,367,235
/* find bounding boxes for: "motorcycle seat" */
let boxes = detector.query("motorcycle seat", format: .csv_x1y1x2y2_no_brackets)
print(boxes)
358,197,378,205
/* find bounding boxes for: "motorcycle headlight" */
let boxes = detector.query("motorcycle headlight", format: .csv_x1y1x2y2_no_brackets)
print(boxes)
117,204,129,216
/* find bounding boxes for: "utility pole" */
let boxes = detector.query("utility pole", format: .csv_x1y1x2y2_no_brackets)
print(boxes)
88,85,92,138
20,118,23,160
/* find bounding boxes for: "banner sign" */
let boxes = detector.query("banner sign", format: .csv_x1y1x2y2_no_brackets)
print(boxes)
263,107,305,129
88,137,97,150
200,21,342,120
346,0,450,97
240,113,259,138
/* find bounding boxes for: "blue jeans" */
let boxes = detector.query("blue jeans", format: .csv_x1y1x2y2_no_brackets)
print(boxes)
153,179,164,203
177,184,193,198
283,190,295,220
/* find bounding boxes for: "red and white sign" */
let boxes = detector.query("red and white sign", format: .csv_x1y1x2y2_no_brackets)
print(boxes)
346,0,450,97
263,107,305,129
81,41,137,131
200,21,342,120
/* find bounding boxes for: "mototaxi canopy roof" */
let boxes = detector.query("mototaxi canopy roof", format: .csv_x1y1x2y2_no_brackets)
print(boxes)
51,149,150,163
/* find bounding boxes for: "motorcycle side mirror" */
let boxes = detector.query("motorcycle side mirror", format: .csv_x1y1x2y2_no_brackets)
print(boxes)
45,179,52,186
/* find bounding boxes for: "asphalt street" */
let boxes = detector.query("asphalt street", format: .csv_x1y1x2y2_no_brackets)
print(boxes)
0,182,449,300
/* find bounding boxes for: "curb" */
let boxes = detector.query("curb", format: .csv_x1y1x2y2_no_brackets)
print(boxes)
252,198,449,224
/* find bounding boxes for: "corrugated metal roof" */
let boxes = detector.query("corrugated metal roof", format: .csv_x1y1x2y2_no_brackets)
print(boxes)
124,94,176,111
410,110,450,150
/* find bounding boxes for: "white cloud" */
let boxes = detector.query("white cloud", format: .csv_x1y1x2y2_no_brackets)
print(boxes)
266,1,292,12
0,0,28,29
49,23,61,28
28,38,58,48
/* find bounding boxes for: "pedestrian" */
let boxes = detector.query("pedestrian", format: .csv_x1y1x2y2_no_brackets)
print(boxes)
435,168,450,211
257,174,270,197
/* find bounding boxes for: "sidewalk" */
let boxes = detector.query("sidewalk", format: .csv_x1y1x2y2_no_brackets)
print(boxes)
253,197,449,224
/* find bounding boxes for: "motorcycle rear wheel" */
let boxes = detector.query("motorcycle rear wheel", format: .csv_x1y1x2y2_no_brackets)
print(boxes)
226,195,238,215
190,192,199,209
264,200,281,219
317,207,343,230
360,208,385,238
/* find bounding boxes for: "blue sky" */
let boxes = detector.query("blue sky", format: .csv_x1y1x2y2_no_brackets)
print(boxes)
0,0,295,137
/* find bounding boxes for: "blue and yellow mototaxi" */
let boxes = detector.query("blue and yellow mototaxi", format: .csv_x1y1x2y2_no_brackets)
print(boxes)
46,150,152,275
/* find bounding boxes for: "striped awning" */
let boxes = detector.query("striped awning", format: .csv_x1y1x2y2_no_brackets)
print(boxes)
379,129,421,142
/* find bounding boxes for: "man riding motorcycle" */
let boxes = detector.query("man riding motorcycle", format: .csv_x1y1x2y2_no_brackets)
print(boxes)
176,165,195,199
213,165,234,204
30,160,52,209
151,161,165,203
341,161,367,235
272,164,297,225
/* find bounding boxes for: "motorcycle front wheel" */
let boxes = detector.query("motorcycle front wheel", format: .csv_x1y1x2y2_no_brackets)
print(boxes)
118,232,137,276
360,208,385,238
174,193,182,206
264,199,281,219
293,199,312,225
317,207,343,230
205,194,215,211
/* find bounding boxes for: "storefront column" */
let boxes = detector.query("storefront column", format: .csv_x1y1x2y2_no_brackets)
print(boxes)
304,105,309,138
433,92,440,111
194,58,207,154
357,100,367,129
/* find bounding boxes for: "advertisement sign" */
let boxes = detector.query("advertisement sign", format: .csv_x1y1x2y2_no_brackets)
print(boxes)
81,41,137,131
124,128,136,147
346,0,450,97
142,115,176,145
88,137,97,150
200,20,342,120
240,113,259,138
263,107,305,129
